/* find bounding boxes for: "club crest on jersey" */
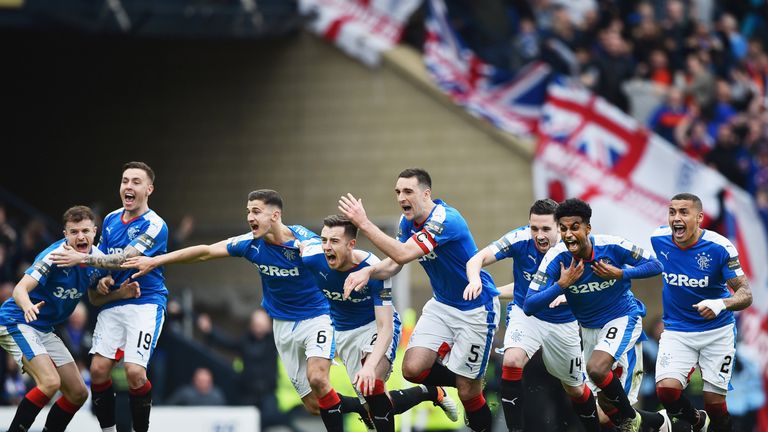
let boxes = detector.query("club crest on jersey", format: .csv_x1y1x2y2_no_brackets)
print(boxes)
282,249,297,261
695,252,712,271
127,226,141,240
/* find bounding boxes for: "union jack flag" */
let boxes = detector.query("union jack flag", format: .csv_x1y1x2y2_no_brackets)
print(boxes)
424,0,551,135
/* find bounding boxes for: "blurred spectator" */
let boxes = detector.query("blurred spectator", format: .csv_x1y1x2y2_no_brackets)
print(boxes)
705,123,754,191
727,344,764,432
198,309,290,430
0,242,14,285
169,215,196,251
166,367,226,406
594,29,634,112
682,53,715,116
674,113,714,161
0,204,18,248
13,218,51,280
707,79,738,139
648,87,688,143
640,316,664,412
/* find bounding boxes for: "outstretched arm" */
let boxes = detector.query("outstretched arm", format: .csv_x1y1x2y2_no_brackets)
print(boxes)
50,244,143,270
122,240,231,278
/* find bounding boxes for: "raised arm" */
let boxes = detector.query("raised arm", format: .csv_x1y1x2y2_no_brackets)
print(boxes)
354,304,394,395
339,194,425,265
122,239,231,278
12,275,45,323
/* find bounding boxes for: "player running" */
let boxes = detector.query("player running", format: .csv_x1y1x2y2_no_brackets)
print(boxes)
123,189,369,432
302,214,458,432
524,198,663,432
51,162,168,432
465,199,600,431
339,168,499,432
0,206,139,432
651,193,752,432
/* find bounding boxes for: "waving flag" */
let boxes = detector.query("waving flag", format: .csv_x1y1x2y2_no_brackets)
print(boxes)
424,0,550,135
299,0,421,66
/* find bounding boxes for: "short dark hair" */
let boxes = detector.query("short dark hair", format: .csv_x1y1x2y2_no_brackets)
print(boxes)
671,193,703,211
247,189,283,209
529,199,558,216
123,161,155,183
62,206,95,225
398,168,432,189
323,214,358,239
555,198,592,223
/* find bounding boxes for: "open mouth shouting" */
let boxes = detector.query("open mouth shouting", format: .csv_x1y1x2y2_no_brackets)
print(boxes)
671,223,687,240
535,237,550,251
563,238,580,254
124,191,136,207
324,251,338,267
75,239,90,253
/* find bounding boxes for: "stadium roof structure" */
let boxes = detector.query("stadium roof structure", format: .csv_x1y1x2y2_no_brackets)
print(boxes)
0,0,303,38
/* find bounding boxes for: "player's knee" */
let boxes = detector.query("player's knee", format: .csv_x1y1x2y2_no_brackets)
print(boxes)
402,363,428,383
124,366,147,389
562,383,585,398
38,372,61,395
67,385,89,406
585,360,610,383
307,372,329,393
502,349,528,369
90,358,113,382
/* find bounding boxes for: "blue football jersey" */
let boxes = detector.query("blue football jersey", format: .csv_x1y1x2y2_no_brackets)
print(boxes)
227,225,329,321
651,227,742,332
302,245,397,331
397,200,498,311
0,239,105,331
98,208,168,309
528,234,658,328
489,226,575,324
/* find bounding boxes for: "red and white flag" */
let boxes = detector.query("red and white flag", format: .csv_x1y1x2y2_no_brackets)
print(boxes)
300,0,421,66
533,79,768,315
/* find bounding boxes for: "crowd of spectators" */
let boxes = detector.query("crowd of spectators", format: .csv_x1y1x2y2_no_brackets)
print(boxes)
432,0,768,225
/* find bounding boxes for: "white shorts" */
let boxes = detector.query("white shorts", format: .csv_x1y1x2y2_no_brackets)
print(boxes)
655,324,736,395
408,297,500,380
273,314,335,398
582,315,644,404
0,324,74,369
90,304,165,368
337,314,402,385
503,305,584,387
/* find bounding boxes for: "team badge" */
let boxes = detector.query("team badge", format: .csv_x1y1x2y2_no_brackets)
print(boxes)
282,249,297,261
127,226,141,240
695,252,712,271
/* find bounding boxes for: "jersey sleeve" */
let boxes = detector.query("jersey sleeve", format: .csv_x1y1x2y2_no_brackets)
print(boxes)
612,237,662,279
411,206,460,255
396,216,408,243
129,220,168,257
523,249,564,315
226,233,254,258
370,278,393,307
24,248,58,286
718,238,744,280
489,228,526,261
